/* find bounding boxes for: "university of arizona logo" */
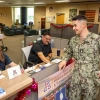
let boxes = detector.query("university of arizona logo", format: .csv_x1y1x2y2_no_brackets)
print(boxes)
44,80,51,92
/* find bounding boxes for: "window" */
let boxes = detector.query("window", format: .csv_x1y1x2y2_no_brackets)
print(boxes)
13,7,34,25
14,8,21,24
27,8,34,24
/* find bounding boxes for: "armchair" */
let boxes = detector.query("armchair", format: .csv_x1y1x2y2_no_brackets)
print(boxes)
15,28,23,35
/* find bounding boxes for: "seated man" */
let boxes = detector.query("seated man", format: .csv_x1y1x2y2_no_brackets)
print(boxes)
28,32,52,64
0,46,17,71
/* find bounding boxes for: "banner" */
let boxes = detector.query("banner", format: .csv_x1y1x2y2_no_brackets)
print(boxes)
38,62,74,100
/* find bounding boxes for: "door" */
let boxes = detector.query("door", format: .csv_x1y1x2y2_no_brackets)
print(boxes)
56,13,65,24
41,18,45,29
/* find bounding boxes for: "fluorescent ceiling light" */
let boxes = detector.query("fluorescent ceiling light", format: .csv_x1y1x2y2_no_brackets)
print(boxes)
34,2,46,4
0,0,5,3
55,0,70,3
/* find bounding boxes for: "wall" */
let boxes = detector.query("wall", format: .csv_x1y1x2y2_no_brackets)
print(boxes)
0,7,12,26
33,6,46,30
0,6,46,29
0,3,100,32
46,3,100,32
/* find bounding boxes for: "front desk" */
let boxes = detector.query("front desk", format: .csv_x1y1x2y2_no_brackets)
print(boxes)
0,48,65,100
2,47,100,100
0,62,72,100
28,62,74,100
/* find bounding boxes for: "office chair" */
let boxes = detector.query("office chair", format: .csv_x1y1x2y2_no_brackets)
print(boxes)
22,45,34,69
11,25,17,29
22,45,32,61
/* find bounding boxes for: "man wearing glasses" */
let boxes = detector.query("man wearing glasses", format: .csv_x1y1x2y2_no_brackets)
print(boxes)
28,32,52,65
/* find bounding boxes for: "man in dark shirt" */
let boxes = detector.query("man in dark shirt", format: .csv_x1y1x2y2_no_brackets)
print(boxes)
28,32,52,64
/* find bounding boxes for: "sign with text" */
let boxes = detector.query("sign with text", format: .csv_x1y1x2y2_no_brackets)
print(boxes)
38,62,74,100
7,65,21,79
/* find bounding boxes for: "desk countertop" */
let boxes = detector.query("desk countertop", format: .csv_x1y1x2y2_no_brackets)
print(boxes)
0,71,32,100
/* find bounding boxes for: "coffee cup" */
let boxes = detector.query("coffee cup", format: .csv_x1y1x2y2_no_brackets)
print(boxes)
57,49,60,56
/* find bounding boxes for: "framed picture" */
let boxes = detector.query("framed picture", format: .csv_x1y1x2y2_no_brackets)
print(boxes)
69,9,77,21
79,10,96,22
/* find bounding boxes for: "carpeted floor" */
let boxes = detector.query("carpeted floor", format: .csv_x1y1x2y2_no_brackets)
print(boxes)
1,34,24,65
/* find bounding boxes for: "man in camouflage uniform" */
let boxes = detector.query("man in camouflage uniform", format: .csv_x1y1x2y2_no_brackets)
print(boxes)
59,15,100,100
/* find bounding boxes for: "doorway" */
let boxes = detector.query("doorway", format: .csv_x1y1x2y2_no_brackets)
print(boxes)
56,13,65,24
41,18,45,29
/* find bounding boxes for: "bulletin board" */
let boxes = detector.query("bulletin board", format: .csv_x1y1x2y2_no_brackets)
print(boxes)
46,16,54,23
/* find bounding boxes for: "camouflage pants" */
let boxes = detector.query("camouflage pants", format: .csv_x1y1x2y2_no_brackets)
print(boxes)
68,76,99,100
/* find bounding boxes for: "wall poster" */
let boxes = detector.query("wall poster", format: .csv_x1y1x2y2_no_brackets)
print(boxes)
69,9,77,21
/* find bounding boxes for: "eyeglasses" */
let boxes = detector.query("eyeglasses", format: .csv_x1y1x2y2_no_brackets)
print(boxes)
44,36,51,41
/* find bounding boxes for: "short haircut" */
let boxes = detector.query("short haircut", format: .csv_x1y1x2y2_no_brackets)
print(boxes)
72,15,87,21
42,31,51,36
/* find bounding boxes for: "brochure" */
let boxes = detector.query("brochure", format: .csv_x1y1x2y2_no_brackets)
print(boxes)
0,88,6,97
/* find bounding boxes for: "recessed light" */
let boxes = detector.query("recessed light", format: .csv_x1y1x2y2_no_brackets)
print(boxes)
34,2,46,4
55,0,70,3
0,0,5,3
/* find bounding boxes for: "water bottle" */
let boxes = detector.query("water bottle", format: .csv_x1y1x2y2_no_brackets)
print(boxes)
37,36,42,41
50,39,54,48
38,29,41,35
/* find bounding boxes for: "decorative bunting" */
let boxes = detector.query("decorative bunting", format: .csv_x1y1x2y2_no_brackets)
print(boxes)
51,23,93,29
14,78,38,100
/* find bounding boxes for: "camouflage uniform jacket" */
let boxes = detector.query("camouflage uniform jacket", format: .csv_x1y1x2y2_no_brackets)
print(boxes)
63,32,100,86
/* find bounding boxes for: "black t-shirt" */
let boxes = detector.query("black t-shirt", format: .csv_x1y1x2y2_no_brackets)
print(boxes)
28,40,52,64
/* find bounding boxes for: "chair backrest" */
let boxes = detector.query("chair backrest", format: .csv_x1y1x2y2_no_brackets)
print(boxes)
11,25,17,29
22,45,32,61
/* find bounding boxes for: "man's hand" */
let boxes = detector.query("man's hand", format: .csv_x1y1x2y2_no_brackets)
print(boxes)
59,60,66,70
38,52,50,63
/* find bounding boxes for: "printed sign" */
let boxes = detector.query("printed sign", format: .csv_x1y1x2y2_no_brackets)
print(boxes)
7,65,21,79
38,62,74,100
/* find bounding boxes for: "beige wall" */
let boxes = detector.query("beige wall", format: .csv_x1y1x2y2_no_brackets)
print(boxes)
0,7,12,26
33,6,46,30
46,3,100,32
0,6,46,29
0,4,100,32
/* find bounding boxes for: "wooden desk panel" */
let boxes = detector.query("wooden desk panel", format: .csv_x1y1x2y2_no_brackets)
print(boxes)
0,72,32,100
